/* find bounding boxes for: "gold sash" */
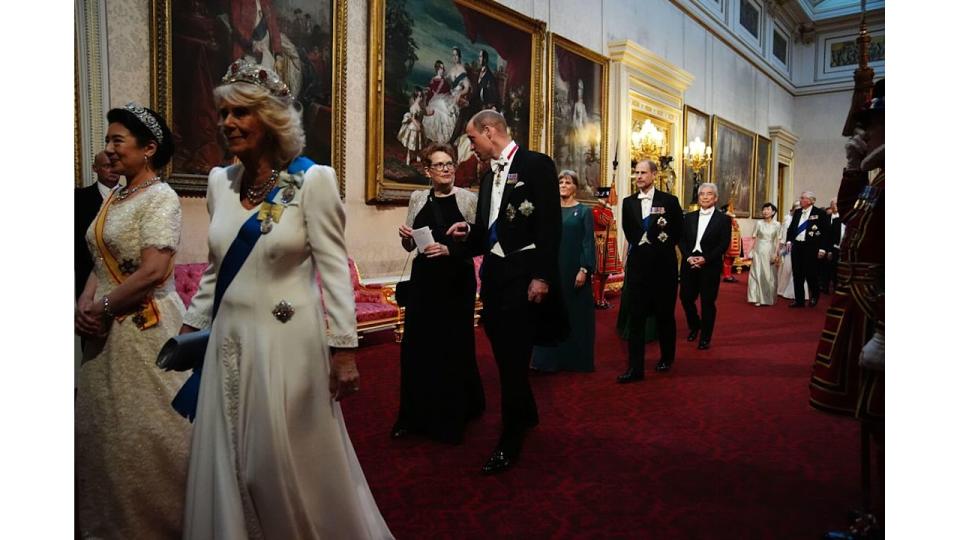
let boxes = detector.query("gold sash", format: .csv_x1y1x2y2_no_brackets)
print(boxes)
92,190,173,330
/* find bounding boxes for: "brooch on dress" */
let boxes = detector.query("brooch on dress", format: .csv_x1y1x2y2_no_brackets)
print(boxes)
257,171,304,235
258,203,284,234
272,300,295,323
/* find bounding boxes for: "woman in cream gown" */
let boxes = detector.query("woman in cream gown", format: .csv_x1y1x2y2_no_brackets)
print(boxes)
75,104,190,539
180,60,393,539
747,203,780,306
777,201,808,300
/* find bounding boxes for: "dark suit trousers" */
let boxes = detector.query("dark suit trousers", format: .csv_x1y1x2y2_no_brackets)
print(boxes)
819,249,839,292
625,246,677,369
480,272,539,454
680,260,722,340
791,240,821,302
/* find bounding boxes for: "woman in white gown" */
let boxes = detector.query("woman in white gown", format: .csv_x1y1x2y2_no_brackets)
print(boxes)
777,200,808,299
422,61,455,144
75,104,190,539
179,59,393,539
747,203,780,306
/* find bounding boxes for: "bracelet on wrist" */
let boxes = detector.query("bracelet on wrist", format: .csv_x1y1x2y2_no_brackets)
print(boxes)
102,296,116,319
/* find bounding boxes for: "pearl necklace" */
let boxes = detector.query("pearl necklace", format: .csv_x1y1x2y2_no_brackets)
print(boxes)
244,169,280,205
113,176,162,203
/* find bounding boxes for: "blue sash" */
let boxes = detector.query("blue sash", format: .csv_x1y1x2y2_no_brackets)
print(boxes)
487,219,499,251
452,71,468,89
172,157,315,421
795,218,811,236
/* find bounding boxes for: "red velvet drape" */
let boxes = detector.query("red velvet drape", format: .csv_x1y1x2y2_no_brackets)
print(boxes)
455,4,531,91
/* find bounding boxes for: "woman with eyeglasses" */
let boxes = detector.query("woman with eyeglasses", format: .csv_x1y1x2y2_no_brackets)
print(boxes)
393,142,485,443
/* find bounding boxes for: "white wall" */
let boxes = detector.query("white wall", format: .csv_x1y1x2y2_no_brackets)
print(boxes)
98,0,863,276
793,90,851,205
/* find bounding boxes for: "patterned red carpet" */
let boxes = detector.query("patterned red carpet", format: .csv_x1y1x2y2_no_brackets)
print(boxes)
343,277,883,539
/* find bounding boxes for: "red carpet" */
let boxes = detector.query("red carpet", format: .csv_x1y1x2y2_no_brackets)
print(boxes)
343,277,883,539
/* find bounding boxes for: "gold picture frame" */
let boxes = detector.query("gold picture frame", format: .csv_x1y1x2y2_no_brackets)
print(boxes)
681,105,711,209
365,0,546,204
711,115,756,218
546,32,609,200
149,0,348,197
752,134,771,219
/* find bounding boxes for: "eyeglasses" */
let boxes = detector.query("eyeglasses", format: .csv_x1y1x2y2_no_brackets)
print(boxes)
428,162,456,171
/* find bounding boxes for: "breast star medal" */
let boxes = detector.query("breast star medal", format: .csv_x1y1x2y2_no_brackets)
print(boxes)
657,216,667,227
658,232,669,242
504,204,517,222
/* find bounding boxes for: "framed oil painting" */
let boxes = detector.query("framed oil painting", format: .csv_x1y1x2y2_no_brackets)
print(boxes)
546,33,608,200
150,0,347,196
366,0,546,203
681,105,710,208
752,135,771,219
711,116,755,218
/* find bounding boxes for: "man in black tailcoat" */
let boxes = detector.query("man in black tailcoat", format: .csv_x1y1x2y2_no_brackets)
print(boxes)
785,190,830,307
616,158,684,382
448,110,565,474
679,182,732,350
75,151,120,299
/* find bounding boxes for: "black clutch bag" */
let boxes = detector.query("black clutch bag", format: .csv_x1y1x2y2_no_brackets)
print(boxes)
156,330,210,372
394,280,414,307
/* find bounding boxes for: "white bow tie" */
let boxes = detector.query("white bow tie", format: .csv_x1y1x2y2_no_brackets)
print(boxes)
638,192,653,201
700,209,713,216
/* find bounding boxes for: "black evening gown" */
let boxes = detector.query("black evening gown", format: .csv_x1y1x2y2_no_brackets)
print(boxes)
396,194,485,443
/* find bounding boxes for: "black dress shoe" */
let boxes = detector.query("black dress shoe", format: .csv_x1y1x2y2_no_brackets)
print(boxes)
809,297,819,307
616,368,644,383
789,302,804,308
686,329,699,342
481,450,514,475
697,339,710,350
654,360,673,372
390,423,409,439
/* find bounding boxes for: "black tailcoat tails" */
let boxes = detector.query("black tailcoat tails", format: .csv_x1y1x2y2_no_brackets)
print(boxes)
75,184,105,299
785,205,830,303
465,145,565,457
618,189,684,370
679,209,732,343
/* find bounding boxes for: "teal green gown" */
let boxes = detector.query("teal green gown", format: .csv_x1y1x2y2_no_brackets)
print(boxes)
532,203,596,372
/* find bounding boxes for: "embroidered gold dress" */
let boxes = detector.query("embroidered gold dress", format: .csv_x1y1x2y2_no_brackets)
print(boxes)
182,164,393,539
76,182,190,539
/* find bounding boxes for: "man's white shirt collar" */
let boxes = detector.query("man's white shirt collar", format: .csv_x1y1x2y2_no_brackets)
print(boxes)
97,181,115,200
492,140,518,169
637,187,654,200
699,206,715,216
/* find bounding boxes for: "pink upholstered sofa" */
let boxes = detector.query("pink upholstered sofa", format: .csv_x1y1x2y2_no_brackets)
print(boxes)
174,258,400,336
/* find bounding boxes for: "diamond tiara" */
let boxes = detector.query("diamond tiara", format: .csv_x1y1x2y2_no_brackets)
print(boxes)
122,102,164,144
221,59,291,100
